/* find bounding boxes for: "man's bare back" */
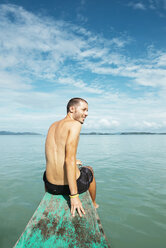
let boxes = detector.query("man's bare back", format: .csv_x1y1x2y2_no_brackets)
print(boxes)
45,118,81,185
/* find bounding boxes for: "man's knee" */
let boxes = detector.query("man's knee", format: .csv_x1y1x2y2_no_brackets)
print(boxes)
86,166,94,175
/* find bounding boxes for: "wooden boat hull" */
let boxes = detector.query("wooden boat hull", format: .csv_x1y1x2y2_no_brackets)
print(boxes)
14,191,110,247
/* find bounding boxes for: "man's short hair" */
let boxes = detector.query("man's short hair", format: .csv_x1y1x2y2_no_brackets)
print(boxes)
67,98,88,113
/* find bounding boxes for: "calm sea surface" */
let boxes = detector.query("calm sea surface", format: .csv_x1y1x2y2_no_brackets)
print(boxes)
0,135,166,248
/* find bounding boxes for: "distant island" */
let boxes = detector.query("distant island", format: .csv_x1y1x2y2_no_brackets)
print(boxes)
1,131,166,136
120,132,166,135
81,132,166,135
0,131,41,135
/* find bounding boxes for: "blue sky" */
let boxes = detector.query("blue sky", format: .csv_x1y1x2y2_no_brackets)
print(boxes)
0,0,166,133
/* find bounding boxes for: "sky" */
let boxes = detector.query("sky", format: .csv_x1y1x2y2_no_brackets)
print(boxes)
0,0,166,134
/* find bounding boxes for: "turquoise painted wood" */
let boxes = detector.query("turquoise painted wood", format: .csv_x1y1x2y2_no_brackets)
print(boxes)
14,191,110,248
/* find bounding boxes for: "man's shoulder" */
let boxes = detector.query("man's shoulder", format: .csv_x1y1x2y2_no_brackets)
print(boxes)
69,120,81,126
48,121,59,130
67,120,81,133
48,119,81,133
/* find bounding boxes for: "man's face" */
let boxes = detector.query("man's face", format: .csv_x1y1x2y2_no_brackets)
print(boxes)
72,101,88,124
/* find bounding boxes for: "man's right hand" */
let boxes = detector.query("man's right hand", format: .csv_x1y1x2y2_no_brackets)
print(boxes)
70,196,85,217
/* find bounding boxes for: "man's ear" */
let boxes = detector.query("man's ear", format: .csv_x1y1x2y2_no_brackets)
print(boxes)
69,106,75,113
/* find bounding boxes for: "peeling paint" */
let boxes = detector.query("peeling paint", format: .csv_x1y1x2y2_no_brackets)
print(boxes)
14,191,110,248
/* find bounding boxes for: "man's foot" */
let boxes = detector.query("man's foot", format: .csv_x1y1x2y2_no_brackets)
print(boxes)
93,201,99,209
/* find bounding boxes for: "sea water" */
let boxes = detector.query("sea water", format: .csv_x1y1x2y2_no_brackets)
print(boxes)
0,135,166,248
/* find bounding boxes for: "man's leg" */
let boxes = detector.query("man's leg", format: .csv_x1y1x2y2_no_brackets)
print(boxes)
86,166,99,208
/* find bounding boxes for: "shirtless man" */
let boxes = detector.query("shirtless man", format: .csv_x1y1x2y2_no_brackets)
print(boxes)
43,98,98,218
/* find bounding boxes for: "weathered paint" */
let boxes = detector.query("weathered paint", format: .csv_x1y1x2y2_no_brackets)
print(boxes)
14,191,110,248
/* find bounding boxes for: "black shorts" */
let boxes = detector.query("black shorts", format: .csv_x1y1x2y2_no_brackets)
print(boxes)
43,167,93,195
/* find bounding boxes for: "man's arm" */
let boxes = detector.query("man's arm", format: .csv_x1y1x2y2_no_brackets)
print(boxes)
65,121,85,217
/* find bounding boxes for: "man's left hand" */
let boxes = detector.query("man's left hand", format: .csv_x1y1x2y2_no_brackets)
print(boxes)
76,159,82,166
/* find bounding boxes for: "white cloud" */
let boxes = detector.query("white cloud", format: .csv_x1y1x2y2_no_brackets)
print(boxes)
132,120,166,131
0,4,166,132
128,2,146,10
83,118,120,131
148,0,166,9
99,118,119,128
0,71,31,90
143,121,159,128
58,77,103,94
128,0,166,14
1,3,165,91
